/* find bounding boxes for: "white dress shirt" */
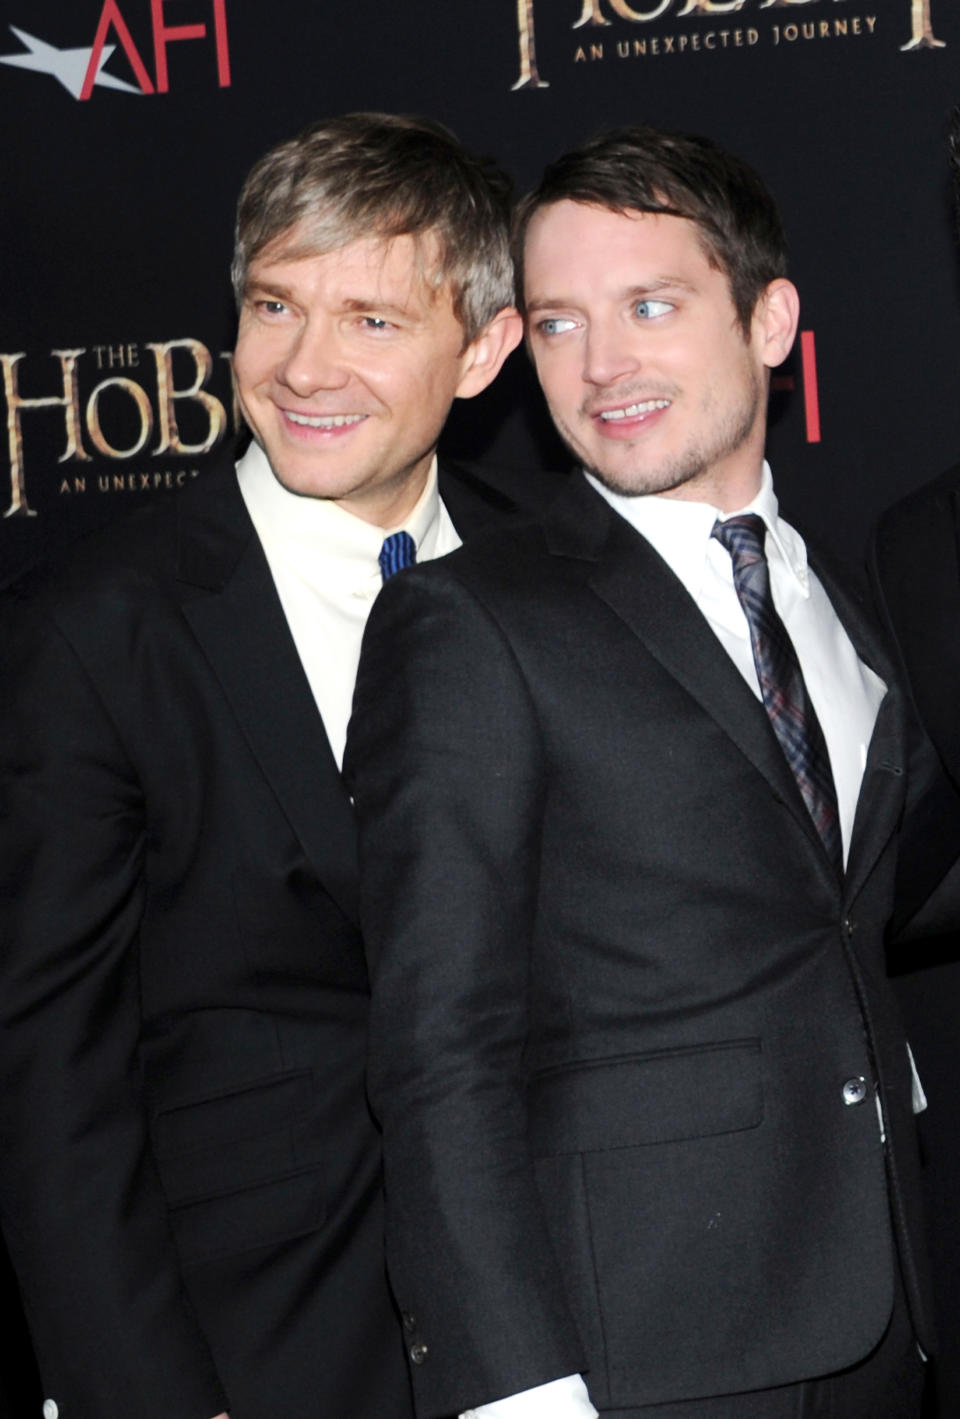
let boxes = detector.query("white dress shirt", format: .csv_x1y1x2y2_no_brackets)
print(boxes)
588,462,887,865
237,440,461,768
466,464,893,1419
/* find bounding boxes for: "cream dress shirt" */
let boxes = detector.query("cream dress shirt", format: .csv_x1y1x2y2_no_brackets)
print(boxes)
236,439,461,769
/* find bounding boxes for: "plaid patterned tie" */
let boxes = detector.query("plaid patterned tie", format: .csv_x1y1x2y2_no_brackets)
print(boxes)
378,530,417,582
712,513,843,877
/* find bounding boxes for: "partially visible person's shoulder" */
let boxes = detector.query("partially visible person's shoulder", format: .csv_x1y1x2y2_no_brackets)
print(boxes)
5,457,243,623
11,498,176,607
876,461,960,544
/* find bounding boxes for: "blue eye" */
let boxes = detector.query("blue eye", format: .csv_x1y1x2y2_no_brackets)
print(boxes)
536,317,577,336
634,299,673,319
362,316,391,331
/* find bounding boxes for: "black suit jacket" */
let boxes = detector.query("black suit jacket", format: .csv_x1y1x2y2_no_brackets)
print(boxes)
0,450,558,1419
347,474,933,1417
871,462,960,930
872,463,960,788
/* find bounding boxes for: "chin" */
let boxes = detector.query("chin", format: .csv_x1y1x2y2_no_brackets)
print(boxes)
586,460,697,499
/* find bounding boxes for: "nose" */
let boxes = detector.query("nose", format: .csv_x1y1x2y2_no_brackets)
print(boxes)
581,317,638,389
276,317,349,397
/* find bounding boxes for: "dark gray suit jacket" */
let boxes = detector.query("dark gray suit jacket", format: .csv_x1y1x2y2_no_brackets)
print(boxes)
347,473,933,1417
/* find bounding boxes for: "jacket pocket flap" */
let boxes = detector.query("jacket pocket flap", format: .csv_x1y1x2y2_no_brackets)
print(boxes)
529,1039,762,1155
153,1069,313,1156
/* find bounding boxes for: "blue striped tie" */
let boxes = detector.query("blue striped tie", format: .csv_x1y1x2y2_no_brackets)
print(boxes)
378,530,417,582
712,514,843,877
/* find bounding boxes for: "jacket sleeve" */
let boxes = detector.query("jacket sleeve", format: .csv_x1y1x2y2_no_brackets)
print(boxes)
345,567,585,1419
0,593,227,1419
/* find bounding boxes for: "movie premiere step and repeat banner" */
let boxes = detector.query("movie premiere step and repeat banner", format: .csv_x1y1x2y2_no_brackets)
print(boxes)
1,3,960,1415
1,0,959,585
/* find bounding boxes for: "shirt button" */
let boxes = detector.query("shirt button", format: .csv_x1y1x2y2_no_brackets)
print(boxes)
409,1342,429,1365
43,1402,59,1419
843,1076,867,1106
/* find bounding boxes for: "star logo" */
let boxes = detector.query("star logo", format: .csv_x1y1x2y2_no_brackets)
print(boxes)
0,25,143,97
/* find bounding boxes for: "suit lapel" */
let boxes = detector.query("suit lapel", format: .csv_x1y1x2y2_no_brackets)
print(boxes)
545,478,909,890
545,478,826,861
810,550,907,904
175,458,358,924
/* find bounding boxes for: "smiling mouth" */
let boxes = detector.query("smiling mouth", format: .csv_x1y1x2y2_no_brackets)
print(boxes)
283,411,367,429
597,399,671,421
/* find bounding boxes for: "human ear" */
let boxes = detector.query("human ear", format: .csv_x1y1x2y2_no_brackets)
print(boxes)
756,279,800,369
455,307,524,398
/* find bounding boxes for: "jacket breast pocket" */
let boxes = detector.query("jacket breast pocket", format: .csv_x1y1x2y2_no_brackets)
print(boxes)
152,1069,327,1266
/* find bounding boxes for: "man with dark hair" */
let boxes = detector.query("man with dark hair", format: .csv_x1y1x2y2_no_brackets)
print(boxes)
347,125,933,1418
0,112,534,1419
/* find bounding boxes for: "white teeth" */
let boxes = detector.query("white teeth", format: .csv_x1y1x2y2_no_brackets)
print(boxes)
599,399,670,421
285,411,366,429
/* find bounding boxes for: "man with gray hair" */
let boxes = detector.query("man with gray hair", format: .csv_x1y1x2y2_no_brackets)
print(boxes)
0,112,535,1419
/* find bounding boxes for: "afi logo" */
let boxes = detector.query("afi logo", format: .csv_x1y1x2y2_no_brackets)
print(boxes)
0,1,230,100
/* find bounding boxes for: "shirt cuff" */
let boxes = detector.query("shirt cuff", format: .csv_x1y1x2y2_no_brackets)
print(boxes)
460,1374,597,1418
907,1040,928,1113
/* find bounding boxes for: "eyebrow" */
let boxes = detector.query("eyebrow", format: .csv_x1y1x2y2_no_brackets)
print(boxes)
525,276,697,315
242,282,422,322
243,278,294,302
340,296,424,321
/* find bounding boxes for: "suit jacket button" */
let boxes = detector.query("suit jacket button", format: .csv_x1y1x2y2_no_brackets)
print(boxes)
843,1076,867,1106
402,1311,417,1333
409,1343,429,1365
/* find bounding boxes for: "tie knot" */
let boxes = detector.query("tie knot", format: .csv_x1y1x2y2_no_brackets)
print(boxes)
711,513,767,570
379,530,417,582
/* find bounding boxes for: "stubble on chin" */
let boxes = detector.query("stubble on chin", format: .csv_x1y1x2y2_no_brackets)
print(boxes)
558,379,762,501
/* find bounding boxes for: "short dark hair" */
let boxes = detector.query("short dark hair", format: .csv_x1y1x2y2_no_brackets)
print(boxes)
513,125,788,336
233,113,515,343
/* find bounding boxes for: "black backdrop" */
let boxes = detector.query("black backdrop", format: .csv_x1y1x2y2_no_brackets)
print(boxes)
2,0,960,1413
3,1,960,581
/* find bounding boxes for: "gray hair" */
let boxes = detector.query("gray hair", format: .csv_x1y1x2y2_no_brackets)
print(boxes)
232,113,515,344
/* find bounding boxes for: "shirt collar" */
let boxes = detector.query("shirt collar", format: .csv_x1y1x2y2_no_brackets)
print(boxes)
584,462,810,601
236,440,442,595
